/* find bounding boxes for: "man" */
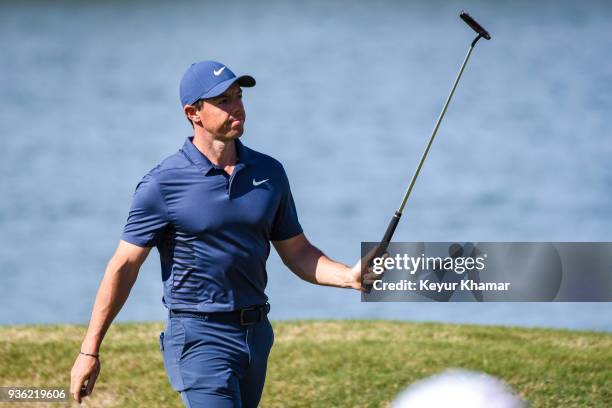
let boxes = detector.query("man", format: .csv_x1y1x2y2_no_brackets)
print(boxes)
70,60,379,407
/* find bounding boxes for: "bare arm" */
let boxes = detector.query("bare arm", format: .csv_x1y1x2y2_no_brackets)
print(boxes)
273,233,361,290
70,240,151,403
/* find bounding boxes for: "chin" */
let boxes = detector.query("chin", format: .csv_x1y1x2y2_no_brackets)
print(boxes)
229,128,244,139
221,131,243,141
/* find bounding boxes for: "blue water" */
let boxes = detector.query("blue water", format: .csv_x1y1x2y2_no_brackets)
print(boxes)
1,1,611,331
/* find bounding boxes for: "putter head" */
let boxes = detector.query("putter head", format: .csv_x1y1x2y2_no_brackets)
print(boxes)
460,11,491,40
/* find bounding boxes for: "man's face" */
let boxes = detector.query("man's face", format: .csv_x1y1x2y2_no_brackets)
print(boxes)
187,83,246,141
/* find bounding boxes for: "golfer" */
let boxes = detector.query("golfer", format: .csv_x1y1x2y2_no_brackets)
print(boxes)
70,60,379,407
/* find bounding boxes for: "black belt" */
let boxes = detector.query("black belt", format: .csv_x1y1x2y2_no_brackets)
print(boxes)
169,303,270,326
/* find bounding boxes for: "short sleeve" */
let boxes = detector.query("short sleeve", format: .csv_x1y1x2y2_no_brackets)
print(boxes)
270,166,303,241
120,173,169,248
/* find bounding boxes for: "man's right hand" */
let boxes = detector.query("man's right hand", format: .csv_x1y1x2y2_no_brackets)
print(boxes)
68,241,150,403
70,353,101,403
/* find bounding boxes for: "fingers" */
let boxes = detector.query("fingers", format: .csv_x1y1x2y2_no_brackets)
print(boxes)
70,375,84,404
70,364,84,403
362,244,384,265
70,355,100,403
84,361,100,397
365,251,390,274
359,251,389,292
365,246,390,266
353,245,392,292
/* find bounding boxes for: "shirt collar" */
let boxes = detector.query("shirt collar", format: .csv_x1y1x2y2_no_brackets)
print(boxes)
181,136,252,174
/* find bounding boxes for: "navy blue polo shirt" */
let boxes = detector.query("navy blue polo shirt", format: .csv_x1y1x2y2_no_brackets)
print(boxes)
121,137,302,312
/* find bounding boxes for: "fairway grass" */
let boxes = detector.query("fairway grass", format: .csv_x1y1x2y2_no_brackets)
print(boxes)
1,321,610,407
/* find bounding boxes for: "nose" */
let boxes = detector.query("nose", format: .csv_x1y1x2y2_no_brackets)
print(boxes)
232,98,245,118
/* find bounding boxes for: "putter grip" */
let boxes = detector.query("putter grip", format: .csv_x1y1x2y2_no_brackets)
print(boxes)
460,11,491,40
362,211,402,293
377,211,402,256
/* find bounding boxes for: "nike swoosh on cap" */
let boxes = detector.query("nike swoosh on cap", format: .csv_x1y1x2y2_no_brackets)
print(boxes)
213,67,226,76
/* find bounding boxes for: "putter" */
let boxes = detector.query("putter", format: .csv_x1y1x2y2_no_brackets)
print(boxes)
374,11,491,258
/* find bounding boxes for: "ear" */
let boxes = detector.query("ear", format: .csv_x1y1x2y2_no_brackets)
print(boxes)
184,104,202,124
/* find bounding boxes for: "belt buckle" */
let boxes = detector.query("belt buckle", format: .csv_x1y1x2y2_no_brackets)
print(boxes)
240,306,261,326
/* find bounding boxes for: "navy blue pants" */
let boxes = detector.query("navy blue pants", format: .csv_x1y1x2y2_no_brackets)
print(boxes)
160,313,274,407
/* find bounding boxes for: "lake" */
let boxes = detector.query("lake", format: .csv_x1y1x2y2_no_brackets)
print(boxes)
1,0,611,331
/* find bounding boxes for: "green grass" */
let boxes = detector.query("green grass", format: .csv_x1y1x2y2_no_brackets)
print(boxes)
1,321,610,407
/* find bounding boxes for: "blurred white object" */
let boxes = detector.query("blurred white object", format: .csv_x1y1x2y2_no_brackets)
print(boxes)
392,369,524,408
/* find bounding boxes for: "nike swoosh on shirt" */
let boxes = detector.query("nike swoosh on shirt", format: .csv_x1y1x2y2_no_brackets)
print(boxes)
213,67,226,76
252,178,269,186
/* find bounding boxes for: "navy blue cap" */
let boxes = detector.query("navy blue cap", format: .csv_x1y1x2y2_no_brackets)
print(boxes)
179,60,256,106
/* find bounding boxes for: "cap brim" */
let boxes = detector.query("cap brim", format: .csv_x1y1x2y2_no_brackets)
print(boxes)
197,75,256,101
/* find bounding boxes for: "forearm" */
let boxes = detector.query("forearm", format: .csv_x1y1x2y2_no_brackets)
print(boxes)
81,257,139,353
289,244,355,289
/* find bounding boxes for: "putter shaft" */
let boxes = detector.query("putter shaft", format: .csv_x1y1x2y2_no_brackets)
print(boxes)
377,31,488,253
398,40,478,214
